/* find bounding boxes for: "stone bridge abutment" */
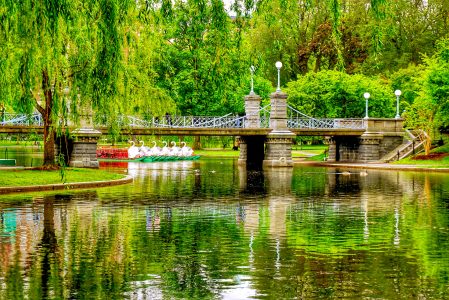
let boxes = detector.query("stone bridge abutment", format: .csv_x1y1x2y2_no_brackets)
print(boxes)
325,118,404,163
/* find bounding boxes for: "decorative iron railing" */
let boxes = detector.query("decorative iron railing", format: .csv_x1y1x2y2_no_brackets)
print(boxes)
287,105,366,129
127,114,247,128
0,113,43,126
1,107,366,130
258,104,271,128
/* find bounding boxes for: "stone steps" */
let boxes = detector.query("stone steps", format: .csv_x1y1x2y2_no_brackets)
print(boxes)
380,130,425,163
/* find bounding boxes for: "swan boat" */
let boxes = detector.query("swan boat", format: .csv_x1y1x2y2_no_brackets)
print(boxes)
96,141,200,163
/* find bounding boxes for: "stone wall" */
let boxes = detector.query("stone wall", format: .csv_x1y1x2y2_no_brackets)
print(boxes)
379,135,404,158
358,134,382,162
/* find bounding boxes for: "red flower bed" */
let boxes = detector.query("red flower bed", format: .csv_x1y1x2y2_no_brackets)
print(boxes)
412,153,449,160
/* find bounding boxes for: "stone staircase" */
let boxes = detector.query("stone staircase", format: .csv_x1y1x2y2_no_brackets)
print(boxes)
380,129,425,163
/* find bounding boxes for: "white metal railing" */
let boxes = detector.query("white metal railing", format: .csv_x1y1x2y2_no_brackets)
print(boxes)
1,108,366,130
128,114,246,128
0,113,43,126
287,105,366,129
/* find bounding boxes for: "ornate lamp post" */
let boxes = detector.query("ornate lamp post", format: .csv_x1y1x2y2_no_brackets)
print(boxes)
250,65,255,95
394,89,401,119
275,61,282,92
364,92,370,119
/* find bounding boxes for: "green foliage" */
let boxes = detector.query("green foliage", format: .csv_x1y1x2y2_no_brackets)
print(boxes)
399,38,449,153
146,0,255,116
2,0,449,159
389,64,425,105
286,70,395,118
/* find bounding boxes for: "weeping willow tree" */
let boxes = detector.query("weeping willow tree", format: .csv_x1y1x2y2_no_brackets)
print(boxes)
0,0,174,167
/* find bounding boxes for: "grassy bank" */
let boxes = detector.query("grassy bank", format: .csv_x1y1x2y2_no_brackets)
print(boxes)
194,149,240,157
393,155,449,167
0,168,124,187
393,140,449,167
194,145,327,158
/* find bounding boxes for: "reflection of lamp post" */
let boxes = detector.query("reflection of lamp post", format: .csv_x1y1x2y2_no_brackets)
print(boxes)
394,89,401,119
363,92,370,119
275,61,282,92
250,66,255,95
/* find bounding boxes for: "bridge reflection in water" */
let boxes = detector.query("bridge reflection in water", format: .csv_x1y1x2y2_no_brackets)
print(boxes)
1,160,448,298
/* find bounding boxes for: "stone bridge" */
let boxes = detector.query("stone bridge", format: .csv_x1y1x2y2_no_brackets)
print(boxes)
0,91,405,168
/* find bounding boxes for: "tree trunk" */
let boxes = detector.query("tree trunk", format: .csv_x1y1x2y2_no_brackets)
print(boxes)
424,136,432,156
42,69,56,167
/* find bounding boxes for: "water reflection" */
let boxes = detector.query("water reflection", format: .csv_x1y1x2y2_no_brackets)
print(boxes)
1,160,449,299
0,145,43,167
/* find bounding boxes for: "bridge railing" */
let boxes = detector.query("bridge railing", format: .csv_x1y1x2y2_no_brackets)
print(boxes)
287,118,366,129
128,114,247,128
287,105,366,129
0,113,43,126
258,104,271,128
1,111,366,130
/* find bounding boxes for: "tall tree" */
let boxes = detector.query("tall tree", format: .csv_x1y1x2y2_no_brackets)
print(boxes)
0,0,161,166
148,0,255,116
403,39,449,154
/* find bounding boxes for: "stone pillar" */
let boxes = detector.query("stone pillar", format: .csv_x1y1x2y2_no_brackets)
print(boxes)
68,108,102,168
237,136,247,166
269,91,288,130
69,128,102,168
324,137,337,162
244,94,261,128
263,91,295,168
358,133,383,162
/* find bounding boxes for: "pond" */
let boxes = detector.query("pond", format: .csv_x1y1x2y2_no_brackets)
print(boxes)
1,157,449,299
0,145,44,167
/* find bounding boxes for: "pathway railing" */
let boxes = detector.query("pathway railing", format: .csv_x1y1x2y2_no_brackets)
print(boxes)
287,105,366,129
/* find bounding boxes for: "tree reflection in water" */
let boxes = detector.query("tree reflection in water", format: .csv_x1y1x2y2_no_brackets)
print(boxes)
0,162,449,299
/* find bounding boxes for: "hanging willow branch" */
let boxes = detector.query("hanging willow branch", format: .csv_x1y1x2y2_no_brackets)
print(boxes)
328,0,345,71
370,0,389,55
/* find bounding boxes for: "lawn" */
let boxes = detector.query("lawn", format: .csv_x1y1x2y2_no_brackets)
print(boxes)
194,145,327,158
194,149,240,157
393,155,449,167
393,140,449,167
0,168,124,187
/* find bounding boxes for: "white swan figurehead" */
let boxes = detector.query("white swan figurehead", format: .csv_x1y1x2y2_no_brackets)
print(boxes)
139,140,150,156
128,141,140,159
150,141,161,156
180,141,193,156
160,141,170,156
170,141,181,156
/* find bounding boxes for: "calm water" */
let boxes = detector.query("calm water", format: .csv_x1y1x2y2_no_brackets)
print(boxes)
1,157,449,299
0,146,44,167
